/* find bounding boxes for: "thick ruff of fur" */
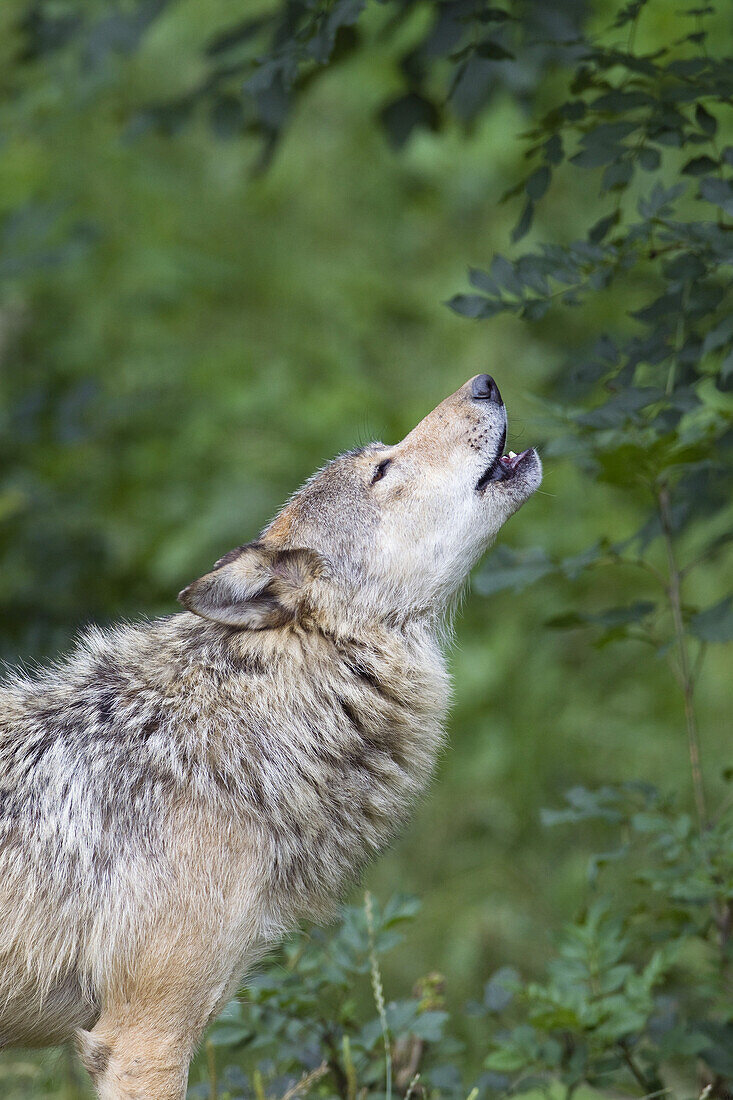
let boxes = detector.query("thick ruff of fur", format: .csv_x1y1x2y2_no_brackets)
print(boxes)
0,375,541,1099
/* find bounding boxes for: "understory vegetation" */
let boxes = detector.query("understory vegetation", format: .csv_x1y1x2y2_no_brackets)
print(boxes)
0,0,731,1097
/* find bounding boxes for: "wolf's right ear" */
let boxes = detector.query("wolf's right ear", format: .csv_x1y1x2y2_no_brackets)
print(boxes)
178,543,327,630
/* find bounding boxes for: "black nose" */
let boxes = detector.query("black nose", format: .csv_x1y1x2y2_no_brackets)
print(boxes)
471,374,503,404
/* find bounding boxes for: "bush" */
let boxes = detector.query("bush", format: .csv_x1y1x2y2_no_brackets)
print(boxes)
194,784,732,1099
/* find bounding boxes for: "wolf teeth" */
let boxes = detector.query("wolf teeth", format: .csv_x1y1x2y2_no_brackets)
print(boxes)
507,451,517,459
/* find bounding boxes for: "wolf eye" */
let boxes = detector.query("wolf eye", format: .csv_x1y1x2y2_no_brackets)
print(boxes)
371,458,392,485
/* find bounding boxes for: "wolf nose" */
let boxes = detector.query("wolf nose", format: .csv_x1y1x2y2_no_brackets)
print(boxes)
471,374,503,404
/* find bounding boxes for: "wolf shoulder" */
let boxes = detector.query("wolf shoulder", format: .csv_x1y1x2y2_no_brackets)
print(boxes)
0,611,449,828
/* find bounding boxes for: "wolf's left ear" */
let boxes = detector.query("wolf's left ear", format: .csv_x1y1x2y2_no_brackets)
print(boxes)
178,543,327,629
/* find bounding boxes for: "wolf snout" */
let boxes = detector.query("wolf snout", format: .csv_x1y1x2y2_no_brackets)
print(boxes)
470,374,503,405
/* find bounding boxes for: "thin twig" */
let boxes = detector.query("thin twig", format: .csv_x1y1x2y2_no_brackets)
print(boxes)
619,1043,654,1093
365,891,392,1100
658,487,707,829
206,1040,217,1100
342,1034,357,1100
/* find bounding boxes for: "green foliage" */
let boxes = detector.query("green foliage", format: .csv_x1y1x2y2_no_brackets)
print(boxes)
477,786,733,1097
0,2,731,1099
188,784,733,1100
188,895,462,1100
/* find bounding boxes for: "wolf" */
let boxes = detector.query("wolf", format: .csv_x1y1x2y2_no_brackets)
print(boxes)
0,374,541,1099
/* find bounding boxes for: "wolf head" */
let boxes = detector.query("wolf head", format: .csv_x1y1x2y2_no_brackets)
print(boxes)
179,376,541,631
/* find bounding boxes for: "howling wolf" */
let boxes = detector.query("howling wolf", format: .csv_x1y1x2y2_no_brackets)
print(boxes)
0,375,541,1099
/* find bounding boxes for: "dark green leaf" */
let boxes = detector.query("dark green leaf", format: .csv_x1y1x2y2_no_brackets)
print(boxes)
699,176,733,216
379,93,439,149
689,597,733,642
681,155,718,176
695,103,717,136
483,967,520,1012
511,199,534,243
589,210,619,243
526,166,551,202
702,315,733,355
638,146,661,171
475,40,515,61
475,546,555,595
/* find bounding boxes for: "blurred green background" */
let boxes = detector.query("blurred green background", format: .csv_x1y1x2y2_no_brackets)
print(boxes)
0,1,730,1094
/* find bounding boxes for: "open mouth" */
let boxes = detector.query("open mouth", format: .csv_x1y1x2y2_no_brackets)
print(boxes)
476,427,533,491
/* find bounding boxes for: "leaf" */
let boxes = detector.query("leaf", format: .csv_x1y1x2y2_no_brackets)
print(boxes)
576,387,664,426
209,95,244,139
557,544,607,582
541,786,625,826
637,181,686,218
681,154,718,176
588,210,619,243
543,133,564,164
614,0,651,27
477,7,515,22
571,144,624,169
469,267,500,295
601,157,633,191
484,1047,530,1073
588,847,630,887
695,103,717,136
663,252,706,281
483,967,521,1012
638,146,661,171
511,200,534,243
699,1023,733,1075
689,597,733,642
475,40,515,61
526,166,551,202
474,546,555,595
702,314,733,355
490,254,523,295
208,1023,252,1046
721,348,733,383
381,893,421,927
699,176,733,216
590,601,656,627
446,294,492,318
410,1010,450,1041
206,16,267,57
379,93,439,149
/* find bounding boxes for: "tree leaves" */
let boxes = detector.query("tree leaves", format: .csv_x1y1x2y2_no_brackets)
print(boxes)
446,0,732,707
380,93,440,149
690,596,733,642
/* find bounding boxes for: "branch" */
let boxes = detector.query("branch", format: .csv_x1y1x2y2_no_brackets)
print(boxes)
658,486,707,829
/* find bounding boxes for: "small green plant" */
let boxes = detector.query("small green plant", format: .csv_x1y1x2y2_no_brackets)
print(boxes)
192,785,732,1100
189,894,461,1100
475,785,733,1097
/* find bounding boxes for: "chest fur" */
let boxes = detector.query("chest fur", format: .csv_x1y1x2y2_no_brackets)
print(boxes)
204,628,450,917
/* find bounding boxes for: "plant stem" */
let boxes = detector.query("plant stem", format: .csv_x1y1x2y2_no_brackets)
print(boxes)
342,1035,357,1100
206,1040,217,1100
657,486,707,829
618,1042,663,1095
322,1029,350,1100
365,891,392,1100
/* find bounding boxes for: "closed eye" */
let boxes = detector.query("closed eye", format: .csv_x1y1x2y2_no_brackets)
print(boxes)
371,458,392,485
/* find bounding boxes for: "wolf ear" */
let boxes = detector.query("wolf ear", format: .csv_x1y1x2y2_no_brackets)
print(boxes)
178,543,327,630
